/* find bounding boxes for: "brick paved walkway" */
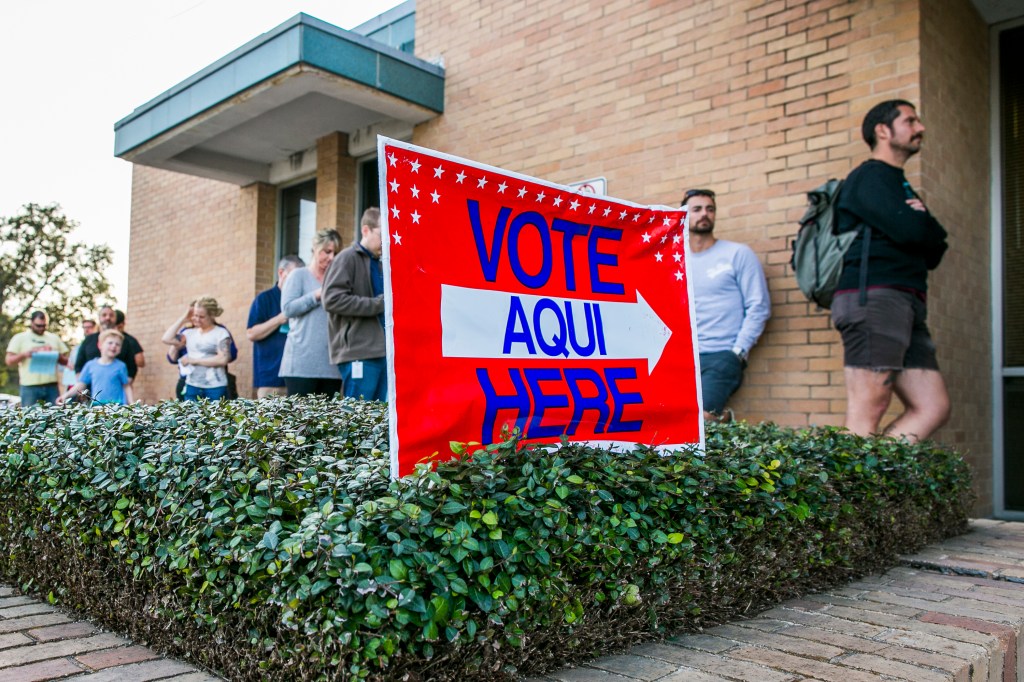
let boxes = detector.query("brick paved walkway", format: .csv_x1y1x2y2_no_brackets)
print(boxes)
2,520,1021,681
0,592,219,681
531,519,1024,681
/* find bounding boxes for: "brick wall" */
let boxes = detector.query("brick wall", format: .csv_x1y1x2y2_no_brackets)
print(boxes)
920,0,991,514
126,165,264,403
411,0,995,507
413,0,975,415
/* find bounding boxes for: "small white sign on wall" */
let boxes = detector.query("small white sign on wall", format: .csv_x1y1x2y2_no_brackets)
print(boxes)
567,177,608,196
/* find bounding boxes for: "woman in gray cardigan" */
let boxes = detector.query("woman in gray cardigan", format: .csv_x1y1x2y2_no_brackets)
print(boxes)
279,229,343,396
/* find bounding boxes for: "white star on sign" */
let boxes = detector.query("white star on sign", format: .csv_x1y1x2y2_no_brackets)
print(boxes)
618,210,628,220
393,232,402,245
411,210,421,224
433,164,444,178
642,232,651,243
497,182,508,193
388,153,397,166
662,216,673,226
411,185,420,198
672,234,681,244
655,252,663,262
553,195,563,207
536,191,546,202
602,207,612,217
410,160,421,173
632,213,640,222
660,235,668,244
431,190,441,203
675,270,684,281
673,252,682,262
477,177,488,189
390,205,400,219
518,187,528,198
588,204,597,214
389,179,400,193
456,171,466,184
569,199,580,210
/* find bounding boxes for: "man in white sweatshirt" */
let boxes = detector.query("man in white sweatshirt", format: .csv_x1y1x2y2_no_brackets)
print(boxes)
683,189,771,421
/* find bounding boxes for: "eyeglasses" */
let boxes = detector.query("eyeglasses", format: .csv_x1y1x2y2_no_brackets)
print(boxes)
682,189,715,206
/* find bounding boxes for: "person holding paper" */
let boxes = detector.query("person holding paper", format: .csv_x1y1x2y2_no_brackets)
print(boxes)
5,310,69,406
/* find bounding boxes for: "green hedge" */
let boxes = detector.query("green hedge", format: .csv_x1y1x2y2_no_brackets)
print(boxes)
0,398,972,680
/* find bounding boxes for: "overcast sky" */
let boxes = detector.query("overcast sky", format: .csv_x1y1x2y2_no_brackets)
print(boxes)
0,0,402,306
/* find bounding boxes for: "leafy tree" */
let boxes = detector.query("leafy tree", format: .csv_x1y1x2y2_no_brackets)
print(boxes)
1,203,113,385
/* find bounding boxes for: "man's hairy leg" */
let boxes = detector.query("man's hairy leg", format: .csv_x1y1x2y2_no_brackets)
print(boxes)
885,368,951,443
844,367,897,437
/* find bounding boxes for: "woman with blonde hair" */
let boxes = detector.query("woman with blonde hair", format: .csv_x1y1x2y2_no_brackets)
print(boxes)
279,229,343,396
161,296,233,401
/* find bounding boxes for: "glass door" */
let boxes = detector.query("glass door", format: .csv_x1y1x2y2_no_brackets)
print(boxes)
999,23,1024,515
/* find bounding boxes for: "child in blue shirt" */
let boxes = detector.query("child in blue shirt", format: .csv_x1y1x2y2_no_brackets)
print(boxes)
58,329,134,405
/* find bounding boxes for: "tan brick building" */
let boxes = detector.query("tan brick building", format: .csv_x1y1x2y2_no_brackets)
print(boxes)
115,0,1023,517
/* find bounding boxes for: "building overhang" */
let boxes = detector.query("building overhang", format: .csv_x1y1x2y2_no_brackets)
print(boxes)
114,13,444,186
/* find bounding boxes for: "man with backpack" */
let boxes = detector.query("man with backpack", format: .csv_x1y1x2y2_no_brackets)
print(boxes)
684,189,771,421
832,100,950,442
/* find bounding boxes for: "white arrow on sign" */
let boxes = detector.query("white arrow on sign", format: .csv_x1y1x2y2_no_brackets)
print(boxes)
439,284,672,373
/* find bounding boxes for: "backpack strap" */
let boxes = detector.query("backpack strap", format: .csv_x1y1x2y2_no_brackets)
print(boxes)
857,224,870,306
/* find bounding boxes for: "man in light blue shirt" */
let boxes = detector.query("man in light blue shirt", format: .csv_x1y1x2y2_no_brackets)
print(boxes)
684,189,771,421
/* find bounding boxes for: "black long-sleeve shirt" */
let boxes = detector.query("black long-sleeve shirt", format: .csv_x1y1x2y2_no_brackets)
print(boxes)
836,159,948,293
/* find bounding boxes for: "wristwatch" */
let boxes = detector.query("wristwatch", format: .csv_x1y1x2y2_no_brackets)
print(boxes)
732,346,748,363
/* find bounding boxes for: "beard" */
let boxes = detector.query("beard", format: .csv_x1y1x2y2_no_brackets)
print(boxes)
891,134,923,157
690,220,715,234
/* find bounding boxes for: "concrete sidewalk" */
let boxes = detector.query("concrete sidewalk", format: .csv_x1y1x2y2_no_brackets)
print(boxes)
1,520,1021,681
533,519,1024,682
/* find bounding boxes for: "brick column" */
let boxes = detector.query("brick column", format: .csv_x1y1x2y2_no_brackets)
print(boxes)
316,132,358,248
235,181,277,397
242,182,278,293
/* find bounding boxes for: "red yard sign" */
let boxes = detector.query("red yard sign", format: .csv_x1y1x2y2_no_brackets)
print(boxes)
379,138,703,478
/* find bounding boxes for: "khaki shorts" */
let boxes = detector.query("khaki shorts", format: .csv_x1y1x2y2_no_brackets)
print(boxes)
832,288,939,371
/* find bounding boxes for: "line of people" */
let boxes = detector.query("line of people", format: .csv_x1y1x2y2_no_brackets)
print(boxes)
4,208,388,407
158,207,388,403
7,100,950,442
5,305,145,406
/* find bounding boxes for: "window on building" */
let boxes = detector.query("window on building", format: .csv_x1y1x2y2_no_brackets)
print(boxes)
361,12,415,54
279,179,317,261
1001,23,1024,512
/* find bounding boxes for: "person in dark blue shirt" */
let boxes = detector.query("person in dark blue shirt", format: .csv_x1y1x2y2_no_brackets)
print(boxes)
247,255,304,398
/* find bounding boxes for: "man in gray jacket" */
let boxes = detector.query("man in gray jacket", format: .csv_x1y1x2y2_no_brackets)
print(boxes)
322,208,388,401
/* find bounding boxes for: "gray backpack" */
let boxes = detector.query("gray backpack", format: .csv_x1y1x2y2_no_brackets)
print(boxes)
791,178,868,309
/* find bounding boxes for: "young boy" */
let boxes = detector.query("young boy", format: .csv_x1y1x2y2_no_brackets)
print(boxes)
58,329,134,405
